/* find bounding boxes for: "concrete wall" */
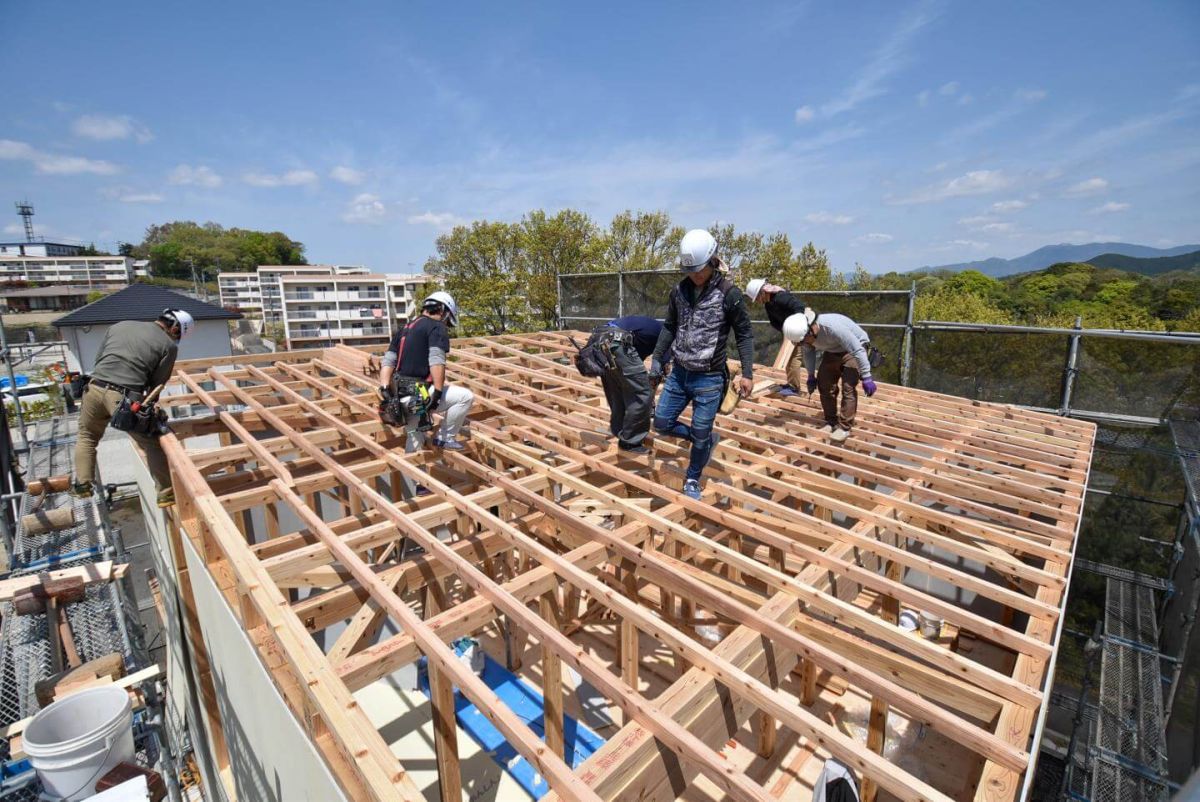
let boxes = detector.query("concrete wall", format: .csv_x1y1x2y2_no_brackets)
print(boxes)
61,320,233,374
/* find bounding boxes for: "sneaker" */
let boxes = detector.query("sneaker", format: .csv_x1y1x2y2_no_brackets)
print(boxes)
432,436,466,451
618,444,650,455
414,484,432,497
69,481,93,500
682,479,702,500
709,431,721,450
776,384,799,398
817,424,836,436
830,428,850,444
156,488,176,508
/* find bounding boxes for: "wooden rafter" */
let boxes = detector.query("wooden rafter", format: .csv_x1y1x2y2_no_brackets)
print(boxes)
160,332,1093,802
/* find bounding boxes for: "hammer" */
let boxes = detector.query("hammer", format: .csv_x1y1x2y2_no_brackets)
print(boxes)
14,576,85,673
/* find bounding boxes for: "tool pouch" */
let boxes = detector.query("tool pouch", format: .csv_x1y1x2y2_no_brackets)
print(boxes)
867,345,884,369
109,396,137,432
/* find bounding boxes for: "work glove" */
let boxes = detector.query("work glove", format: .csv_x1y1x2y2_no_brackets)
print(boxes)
806,376,819,394
862,378,878,397
428,387,444,410
648,360,664,388
378,385,391,401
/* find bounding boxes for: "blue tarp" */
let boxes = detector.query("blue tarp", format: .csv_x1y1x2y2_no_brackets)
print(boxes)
0,376,29,390
418,654,607,800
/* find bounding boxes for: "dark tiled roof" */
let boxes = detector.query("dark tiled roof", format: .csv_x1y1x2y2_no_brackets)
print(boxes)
54,283,242,327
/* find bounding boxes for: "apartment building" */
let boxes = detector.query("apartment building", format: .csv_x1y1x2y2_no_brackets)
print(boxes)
218,264,372,319
0,255,133,286
279,272,431,349
0,240,83,257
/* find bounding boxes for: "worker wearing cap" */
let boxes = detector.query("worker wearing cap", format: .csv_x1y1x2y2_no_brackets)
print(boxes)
598,315,671,454
783,309,878,443
379,290,474,451
650,229,755,501
744,278,808,396
71,308,194,507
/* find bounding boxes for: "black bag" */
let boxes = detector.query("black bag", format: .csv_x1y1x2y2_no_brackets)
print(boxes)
571,326,615,378
109,397,167,437
867,344,884,369
109,396,137,432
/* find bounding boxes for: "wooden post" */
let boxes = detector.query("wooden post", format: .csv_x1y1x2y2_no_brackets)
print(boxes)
540,594,564,759
427,663,461,802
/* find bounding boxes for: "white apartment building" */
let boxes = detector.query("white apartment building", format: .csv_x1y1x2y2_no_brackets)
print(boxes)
279,272,431,349
0,255,133,286
0,241,83,257
218,264,373,320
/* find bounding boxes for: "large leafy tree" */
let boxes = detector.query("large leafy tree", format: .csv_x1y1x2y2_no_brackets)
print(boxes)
519,209,606,329
133,221,305,279
424,221,528,336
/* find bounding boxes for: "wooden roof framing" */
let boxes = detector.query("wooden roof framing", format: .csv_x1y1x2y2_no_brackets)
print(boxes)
159,333,1095,802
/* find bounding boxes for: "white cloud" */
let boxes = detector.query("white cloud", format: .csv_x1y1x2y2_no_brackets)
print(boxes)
958,214,995,227
1090,201,1130,214
980,221,1013,233
939,81,959,96
957,93,974,105
119,192,164,203
342,193,386,224
805,211,855,225
72,114,153,143
818,0,940,118
1064,177,1108,197
950,239,989,250
168,164,222,188
1015,88,1048,103
793,105,815,124
330,165,365,185
991,199,1028,212
857,232,894,244
0,139,119,175
408,211,466,230
243,169,319,188
916,90,931,107
891,169,1013,204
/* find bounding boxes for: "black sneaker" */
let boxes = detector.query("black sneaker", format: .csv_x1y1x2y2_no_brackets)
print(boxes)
618,443,650,455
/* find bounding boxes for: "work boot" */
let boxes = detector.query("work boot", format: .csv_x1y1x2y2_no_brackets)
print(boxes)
817,424,836,436
156,488,176,508
830,428,850,444
432,435,465,451
618,443,650,455
68,480,93,500
682,479,702,501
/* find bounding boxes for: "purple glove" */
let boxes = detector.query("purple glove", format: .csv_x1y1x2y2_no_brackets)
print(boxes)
862,378,878,397
806,376,818,393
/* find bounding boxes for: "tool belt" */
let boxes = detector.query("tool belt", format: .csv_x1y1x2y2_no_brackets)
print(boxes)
380,376,433,431
90,378,143,400
109,397,168,437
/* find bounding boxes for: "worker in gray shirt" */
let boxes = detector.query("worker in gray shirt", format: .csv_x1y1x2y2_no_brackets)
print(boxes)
71,308,194,507
783,309,878,443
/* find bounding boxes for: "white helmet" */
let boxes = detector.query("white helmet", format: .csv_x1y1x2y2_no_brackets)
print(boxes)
745,278,767,303
423,291,458,326
679,229,718,272
161,308,195,340
782,309,817,343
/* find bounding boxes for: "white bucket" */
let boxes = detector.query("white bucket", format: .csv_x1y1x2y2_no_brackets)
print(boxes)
23,686,134,801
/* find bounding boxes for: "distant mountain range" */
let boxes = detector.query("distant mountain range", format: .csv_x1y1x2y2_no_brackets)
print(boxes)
918,242,1200,278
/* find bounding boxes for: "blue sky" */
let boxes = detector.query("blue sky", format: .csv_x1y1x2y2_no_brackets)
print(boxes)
2,0,1198,273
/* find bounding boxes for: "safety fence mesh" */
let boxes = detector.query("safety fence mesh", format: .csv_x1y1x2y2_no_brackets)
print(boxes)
1075,338,1200,421
909,329,1068,408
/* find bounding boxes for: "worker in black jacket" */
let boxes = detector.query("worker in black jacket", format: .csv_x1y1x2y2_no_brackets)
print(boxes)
597,315,671,454
745,278,807,395
650,229,754,501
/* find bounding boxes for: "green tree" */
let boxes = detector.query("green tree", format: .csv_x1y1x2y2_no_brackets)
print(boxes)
519,209,604,329
600,211,684,272
424,221,527,336
134,221,305,279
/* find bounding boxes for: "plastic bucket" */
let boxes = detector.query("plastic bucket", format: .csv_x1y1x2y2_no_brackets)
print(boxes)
23,686,134,800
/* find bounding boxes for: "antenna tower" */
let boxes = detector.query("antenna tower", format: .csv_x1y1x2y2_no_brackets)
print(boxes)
14,201,35,243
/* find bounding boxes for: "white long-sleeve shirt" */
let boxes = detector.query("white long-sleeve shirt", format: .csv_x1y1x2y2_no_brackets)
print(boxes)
801,313,872,379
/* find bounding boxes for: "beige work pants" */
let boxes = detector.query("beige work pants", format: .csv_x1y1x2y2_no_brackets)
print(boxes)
73,384,171,490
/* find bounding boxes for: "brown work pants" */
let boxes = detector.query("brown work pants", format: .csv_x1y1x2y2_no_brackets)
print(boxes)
785,342,806,390
74,384,171,490
817,351,860,431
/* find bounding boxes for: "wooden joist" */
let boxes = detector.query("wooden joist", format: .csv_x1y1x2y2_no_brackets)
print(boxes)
160,333,1094,802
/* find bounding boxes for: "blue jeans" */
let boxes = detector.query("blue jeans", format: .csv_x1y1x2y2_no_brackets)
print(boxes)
653,366,724,481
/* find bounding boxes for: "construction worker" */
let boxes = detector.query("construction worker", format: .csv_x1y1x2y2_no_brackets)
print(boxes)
783,309,878,443
379,291,473,451
71,308,194,507
744,278,807,395
651,229,754,500
596,315,670,454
